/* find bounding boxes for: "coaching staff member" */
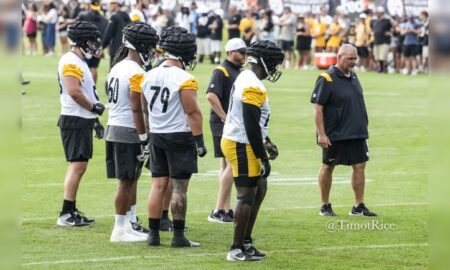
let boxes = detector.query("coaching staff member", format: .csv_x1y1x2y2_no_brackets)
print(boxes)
206,38,247,223
77,0,108,83
311,44,377,217
102,0,130,68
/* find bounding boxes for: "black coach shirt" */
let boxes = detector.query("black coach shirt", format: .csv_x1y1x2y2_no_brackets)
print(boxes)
228,14,241,39
310,66,369,142
206,60,242,135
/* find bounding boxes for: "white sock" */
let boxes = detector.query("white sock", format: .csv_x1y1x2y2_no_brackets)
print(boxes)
114,214,126,229
128,205,137,223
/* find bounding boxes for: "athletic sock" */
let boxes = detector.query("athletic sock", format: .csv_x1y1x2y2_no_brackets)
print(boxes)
128,204,137,223
173,219,185,237
149,218,160,235
161,210,169,220
62,200,75,214
114,214,126,229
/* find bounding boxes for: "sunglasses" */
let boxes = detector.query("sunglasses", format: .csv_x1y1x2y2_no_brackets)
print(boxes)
233,49,247,55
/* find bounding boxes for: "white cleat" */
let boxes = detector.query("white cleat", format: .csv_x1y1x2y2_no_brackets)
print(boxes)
110,228,147,242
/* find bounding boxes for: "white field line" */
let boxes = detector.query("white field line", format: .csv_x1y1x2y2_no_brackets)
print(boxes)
22,243,428,266
21,202,428,222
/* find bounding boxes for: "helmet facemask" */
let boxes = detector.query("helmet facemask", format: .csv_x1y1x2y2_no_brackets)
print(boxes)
260,57,283,83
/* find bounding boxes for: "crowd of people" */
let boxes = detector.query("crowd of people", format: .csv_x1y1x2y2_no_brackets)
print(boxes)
22,0,428,76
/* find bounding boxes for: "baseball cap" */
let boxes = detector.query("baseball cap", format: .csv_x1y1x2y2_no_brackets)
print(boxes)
225,38,247,52
376,6,385,13
110,0,125,5
90,0,101,11
359,13,367,19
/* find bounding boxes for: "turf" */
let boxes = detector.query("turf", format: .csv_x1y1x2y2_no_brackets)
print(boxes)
21,54,428,269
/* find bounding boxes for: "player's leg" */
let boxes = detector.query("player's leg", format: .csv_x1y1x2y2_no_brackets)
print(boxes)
170,177,199,247
243,176,267,258
148,176,169,245
160,181,173,231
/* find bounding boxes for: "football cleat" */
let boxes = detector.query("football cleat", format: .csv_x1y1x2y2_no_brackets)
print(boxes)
319,203,337,216
208,210,233,223
244,240,266,258
171,236,200,248
110,227,147,242
131,217,149,233
56,210,95,227
227,248,263,262
349,203,377,217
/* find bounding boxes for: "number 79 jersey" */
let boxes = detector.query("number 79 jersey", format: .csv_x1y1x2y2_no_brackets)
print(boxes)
141,66,199,133
222,70,271,144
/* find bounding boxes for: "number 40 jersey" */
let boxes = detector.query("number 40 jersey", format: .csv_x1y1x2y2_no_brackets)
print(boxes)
106,59,145,128
141,66,199,134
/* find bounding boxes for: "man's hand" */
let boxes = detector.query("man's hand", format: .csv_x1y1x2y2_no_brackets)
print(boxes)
137,133,150,162
317,134,332,149
194,134,207,157
91,103,105,116
261,158,271,178
264,136,279,160
93,118,104,139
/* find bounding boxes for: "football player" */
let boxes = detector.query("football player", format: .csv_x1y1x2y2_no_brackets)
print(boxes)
221,40,283,261
105,22,158,242
56,21,105,227
139,29,206,247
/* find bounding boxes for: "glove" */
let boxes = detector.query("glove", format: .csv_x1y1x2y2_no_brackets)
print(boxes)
93,119,104,139
261,158,271,178
91,103,105,116
264,136,279,160
137,133,150,162
194,134,207,157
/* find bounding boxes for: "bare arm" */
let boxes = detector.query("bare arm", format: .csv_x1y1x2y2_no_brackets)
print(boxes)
64,76,93,111
313,104,331,148
206,92,226,122
130,91,146,135
180,89,203,136
141,94,149,133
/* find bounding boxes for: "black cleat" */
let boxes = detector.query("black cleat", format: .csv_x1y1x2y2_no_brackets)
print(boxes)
148,231,160,246
319,203,337,216
159,218,173,231
227,248,263,262
227,209,234,220
349,203,377,217
56,210,95,227
131,217,149,233
171,236,200,248
244,240,266,258
208,210,233,223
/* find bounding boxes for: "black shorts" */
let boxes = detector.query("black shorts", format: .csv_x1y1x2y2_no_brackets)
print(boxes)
27,32,37,39
322,139,369,166
403,45,418,57
212,136,224,158
147,143,198,179
280,40,294,51
86,57,101,68
357,46,369,58
106,141,143,181
60,127,93,162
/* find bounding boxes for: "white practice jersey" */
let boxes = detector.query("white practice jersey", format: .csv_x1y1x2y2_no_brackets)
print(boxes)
222,69,270,144
106,59,145,128
141,66,199,133
58,51,99,119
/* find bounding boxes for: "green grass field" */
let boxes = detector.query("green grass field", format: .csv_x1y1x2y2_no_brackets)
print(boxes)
21,54,428,269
